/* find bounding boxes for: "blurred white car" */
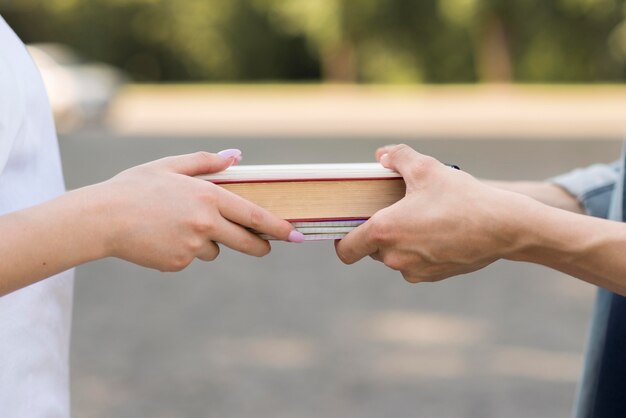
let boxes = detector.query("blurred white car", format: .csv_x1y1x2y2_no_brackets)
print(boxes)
26,43,126,132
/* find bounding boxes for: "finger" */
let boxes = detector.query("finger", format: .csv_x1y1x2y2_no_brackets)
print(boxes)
377,144,442,183
196,241,220,262
375,145,397,161
153,150,241,176
215,188,302,243
211,217,273,257
370,251,383,262
335,221,378,264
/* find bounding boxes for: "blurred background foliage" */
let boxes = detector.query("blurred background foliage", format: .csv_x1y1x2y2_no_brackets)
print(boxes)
3,0,626,83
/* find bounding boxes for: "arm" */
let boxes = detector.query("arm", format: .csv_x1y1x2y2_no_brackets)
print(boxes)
0,150,303,296
485,180,584,214
485,160,622,216
335,145,626,296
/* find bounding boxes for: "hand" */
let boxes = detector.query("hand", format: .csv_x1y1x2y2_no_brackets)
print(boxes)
91,150,302,272
335,144,525,283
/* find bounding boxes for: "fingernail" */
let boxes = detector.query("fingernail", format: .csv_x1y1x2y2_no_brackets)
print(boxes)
380,153,389,165
288,230,305,243
233,155,242,166
218,149,242,160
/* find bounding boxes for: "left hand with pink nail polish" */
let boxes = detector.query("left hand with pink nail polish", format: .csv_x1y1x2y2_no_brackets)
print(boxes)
1,150,303,296
98,150,303,270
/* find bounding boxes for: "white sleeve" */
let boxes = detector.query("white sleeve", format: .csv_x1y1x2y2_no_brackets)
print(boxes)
0,43,26,175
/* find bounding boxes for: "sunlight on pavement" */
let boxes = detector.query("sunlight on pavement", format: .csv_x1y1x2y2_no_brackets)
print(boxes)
73,375,132,410
207,336,318,370
372,349,469,379
368,345,582,382
488,346,583,382
360,310,582,382
364,310,491,346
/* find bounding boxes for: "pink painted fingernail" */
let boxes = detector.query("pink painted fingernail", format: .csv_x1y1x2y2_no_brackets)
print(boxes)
288,230,305,243
218,149,242,160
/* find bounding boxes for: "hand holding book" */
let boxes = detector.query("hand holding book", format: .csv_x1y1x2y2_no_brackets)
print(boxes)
200,159,459,240
199,162,404,240
336,144,509,284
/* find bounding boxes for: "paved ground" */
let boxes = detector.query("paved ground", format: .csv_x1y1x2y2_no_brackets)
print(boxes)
60,134,622,418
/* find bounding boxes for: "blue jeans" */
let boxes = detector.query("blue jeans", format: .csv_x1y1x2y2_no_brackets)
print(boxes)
551,159,626,417
575,289,626,417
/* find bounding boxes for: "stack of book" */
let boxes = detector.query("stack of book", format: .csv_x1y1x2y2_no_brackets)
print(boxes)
198,163,406,241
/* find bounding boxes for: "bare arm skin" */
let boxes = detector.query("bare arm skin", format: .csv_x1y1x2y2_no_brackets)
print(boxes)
486,180,585,214
0,151,302,296
335,144,626,296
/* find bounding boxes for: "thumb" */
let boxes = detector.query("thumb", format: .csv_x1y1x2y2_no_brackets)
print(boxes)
377,145,440,186
155,149,242,176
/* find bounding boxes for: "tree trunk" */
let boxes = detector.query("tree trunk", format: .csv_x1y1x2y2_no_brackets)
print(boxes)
320,40,357,83
475,14,513,82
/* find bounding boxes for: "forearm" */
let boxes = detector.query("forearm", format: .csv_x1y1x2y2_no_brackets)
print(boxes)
486,180,584,214
0,151,302,296
504,194,626,295
0,185,108,296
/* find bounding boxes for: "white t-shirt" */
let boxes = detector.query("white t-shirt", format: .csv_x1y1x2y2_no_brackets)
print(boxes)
0,16,74,418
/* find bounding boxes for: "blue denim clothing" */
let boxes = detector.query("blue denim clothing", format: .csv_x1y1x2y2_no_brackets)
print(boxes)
550,158,626,418
550,161,621,220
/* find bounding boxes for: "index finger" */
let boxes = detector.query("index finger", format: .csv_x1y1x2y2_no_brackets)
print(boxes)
335,221,378,264
214,186,304,243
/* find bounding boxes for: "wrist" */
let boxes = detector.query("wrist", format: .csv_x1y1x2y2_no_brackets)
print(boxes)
490,190,550,262
65,183,116,261
498,192,583,265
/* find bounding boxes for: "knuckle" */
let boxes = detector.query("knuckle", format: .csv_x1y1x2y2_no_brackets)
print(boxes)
236,234,267,257
191,213,217,235
402,272,422,284
170,254,193,271
206,253,218,262
194,151,214,165
205,245,220,261
238,237,255,254
402,268,447,284
336,248,355,265
200,188,219,206
248,207,266,231
390,144,410,157
369,217,392,245
410,156,438,178
187,237,204,253
421,155,439,170
254,241,271,257
382,254,405,271
386,144,411,161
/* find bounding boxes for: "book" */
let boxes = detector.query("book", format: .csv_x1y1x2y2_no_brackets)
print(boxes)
257,220,368,241
198,163,406,240
198,163,405,220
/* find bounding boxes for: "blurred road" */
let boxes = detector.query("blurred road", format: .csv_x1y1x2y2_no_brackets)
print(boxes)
60,134,622,418
107,85,626,141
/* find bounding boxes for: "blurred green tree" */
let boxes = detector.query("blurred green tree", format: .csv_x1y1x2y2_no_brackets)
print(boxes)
1,0,625,83
2,0,319,81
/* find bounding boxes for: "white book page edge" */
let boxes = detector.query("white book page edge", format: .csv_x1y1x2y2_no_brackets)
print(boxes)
198,162,400,182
